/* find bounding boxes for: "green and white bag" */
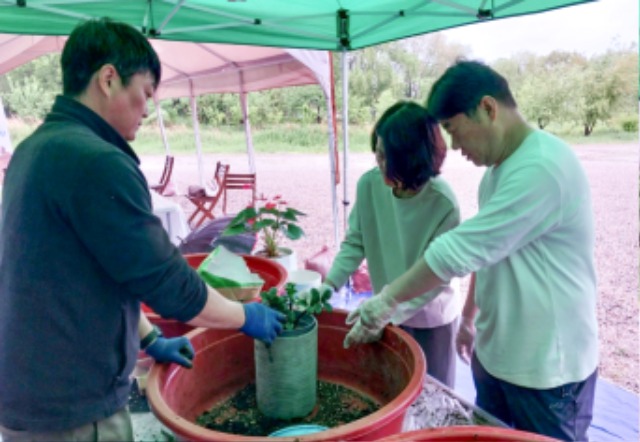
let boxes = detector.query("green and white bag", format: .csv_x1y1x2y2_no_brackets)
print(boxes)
197,246,264,302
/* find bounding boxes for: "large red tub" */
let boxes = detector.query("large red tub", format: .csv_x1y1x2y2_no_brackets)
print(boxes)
146,309,426,441
377,426,559,441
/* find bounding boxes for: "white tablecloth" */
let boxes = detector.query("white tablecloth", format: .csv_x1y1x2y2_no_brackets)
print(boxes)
150,190,191,246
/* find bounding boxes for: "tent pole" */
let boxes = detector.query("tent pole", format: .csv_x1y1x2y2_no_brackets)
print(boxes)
153,95,171,155
0,96,13,154
340,49,350,233
189,92,205,187
239,91,256,173
324,78,340,249
328,51,341,248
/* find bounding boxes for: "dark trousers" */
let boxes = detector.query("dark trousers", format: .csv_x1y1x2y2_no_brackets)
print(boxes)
0,407,133,442
401,318,457,389
471,352,597,441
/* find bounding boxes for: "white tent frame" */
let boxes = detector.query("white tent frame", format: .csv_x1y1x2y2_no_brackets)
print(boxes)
0,35,342,246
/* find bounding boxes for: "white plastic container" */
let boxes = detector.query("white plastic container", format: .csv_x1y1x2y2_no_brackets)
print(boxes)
287,268,321,293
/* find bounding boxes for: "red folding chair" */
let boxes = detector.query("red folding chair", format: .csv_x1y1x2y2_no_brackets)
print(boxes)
150,155,174,195
222,172,257,214
186,162,229,228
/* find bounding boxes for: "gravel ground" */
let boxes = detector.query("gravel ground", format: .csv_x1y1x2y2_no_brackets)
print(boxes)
140,142,639,394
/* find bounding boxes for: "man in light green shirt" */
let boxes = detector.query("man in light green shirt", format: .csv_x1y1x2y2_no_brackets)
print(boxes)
343,61,598,441
326,101,461,387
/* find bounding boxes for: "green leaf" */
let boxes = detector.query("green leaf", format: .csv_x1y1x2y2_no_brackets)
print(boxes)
260,207,280,216
320,287,333,302
233,207,258,222
284,224,304,240
285,283,296,296
285,208,306,217
310,288,320,305
254,219,275,230
221,224,250,237
281,211,298,222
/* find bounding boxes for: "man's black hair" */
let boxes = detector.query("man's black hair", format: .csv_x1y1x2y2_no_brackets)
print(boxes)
61,17,161,96
427,60,516,120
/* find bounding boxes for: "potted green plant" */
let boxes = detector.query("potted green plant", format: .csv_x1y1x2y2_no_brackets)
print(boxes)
255,283,333,419
222,195,306,272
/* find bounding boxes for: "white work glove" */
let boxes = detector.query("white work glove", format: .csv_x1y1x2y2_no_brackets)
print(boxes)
456,317,476,365
343,285,398,349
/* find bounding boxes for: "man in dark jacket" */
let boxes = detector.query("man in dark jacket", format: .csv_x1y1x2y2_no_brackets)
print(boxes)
0,18,284,441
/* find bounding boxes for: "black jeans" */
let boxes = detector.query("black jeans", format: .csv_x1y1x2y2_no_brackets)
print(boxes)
471,352,597,441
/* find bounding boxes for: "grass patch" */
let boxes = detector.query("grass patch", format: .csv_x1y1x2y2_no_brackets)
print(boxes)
6,119,636,155
129,123,374,155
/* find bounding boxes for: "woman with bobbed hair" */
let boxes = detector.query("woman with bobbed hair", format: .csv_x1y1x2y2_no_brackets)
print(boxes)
325,101,462,387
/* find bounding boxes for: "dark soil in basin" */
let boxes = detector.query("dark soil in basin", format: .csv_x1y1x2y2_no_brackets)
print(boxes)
196,380,380,436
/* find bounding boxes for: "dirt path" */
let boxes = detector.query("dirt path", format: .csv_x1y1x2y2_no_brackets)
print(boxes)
140,143,639,393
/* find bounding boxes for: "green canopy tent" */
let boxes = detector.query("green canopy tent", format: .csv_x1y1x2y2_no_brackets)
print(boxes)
0,1,595,50
0,0,596,233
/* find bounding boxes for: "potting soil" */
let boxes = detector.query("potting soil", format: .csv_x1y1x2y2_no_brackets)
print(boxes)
196,380,380,436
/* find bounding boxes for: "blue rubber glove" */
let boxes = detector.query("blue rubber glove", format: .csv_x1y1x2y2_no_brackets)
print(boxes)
240,302,286,345
145,336,195,369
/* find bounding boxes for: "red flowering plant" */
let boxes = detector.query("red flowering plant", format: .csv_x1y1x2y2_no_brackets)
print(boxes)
222,195,306,258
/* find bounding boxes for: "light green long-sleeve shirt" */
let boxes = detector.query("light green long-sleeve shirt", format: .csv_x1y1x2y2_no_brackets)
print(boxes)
425,130,598,388
326,167,461,328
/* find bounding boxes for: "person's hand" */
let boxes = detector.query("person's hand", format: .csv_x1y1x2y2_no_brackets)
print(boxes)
456,317,476,365
343,286,397,349
240,302,286,345
343,318,384,348
145,336,195,369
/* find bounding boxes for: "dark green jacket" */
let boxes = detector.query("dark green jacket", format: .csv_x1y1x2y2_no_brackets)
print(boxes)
0,96,207,431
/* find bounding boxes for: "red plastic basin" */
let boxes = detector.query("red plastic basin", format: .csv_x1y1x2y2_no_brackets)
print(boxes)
377,426,560,441
146,309,426,441
142,252,287,337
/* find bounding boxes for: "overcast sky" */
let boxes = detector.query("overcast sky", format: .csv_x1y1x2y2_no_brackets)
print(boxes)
438,0,638,61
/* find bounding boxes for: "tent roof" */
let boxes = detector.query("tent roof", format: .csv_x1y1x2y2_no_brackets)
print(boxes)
0,35,331,100
0,0,595,51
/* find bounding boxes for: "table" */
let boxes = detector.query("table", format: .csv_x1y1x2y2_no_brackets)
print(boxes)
150,190,191,246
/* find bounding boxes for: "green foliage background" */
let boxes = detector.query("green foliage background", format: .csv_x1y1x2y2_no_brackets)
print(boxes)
1,34,637,153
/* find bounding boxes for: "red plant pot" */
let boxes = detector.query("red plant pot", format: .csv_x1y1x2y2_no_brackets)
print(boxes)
146,309,426,441
142,252,287,337
377,426,560,442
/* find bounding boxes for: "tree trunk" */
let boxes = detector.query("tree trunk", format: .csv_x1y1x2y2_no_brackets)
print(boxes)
583,124,594,136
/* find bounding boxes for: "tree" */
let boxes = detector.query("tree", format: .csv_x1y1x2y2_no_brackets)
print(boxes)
1,54,61,121
515,52,587,129
348,47,394,122
569,55,624,136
